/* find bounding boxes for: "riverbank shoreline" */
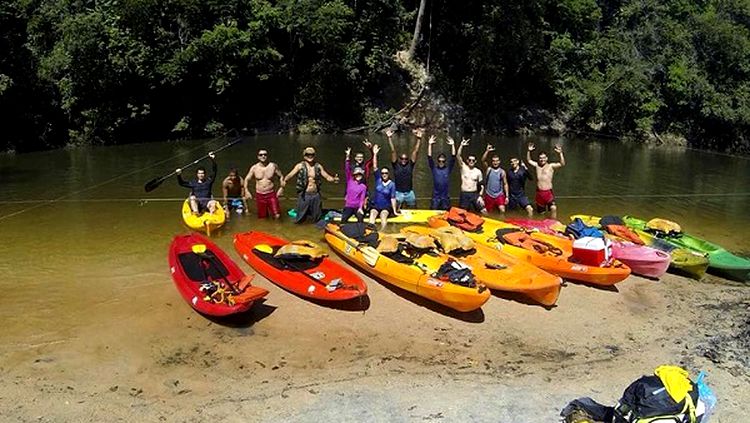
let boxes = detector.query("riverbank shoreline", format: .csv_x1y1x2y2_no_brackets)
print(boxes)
1,267,747,422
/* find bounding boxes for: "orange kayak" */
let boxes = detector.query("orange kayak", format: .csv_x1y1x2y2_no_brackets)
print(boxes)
324,223,490,312
400,225,563,306
429,213,631,286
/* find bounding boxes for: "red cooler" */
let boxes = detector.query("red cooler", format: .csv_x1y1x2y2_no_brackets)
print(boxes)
572,237,612,267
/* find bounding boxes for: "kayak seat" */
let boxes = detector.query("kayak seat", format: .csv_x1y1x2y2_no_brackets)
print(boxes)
178,251,229,283
253,246,320,271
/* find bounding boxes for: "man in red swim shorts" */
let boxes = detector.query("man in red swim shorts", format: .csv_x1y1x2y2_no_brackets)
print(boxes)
527,143,565,219
244,149,285,219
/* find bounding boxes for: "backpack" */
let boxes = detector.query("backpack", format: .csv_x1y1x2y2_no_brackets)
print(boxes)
566,218,605,239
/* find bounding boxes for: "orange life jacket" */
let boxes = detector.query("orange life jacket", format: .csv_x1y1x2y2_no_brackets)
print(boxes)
446,207,485,232
502,231,564,256
605,224,644,245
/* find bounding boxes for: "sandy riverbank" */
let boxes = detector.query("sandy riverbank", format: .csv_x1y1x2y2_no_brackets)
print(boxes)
1,262,748,422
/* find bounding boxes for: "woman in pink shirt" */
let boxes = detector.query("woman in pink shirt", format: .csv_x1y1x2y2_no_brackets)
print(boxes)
342,147,368,223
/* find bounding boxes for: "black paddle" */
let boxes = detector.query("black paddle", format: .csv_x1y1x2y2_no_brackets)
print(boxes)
143,135,244,193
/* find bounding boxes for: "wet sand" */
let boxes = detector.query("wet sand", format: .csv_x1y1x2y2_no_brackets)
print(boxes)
1,256,748,422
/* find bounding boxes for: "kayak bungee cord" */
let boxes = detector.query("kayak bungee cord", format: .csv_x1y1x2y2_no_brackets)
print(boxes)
0,131,236,223
1,192,750,206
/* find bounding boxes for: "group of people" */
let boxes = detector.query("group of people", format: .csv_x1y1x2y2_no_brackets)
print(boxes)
175,129,567,226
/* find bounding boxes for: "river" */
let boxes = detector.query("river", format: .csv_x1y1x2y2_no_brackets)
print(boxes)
0,134,748,420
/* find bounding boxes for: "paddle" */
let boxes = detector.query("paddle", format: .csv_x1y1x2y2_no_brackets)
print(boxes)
326,225,380,267
143,135,243,193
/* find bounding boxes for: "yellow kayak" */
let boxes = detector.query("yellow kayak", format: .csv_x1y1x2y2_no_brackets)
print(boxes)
324,223,491,312
401,225,563,306
181,199,225,236
333,209,443,224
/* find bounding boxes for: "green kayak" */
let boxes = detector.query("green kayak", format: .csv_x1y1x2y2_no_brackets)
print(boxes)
623,216,750,282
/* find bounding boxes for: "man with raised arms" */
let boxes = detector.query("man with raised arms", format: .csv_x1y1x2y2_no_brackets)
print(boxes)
176,151,218,215
244,149,285,219
456,138,487,214
386,127,423,210
427,134,456,210
506,156,534,217
283,147,339,224
527,143,565,219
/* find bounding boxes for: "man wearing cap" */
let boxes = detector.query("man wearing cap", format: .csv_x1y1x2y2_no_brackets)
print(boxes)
283,147,340,223
244,149,285,219
386,127,423,210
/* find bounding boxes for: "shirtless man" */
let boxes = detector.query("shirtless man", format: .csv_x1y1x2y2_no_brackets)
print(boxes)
222,168,249,220
527,143,565,219
244,149,285,219
457,138,487,214
283,147,339,223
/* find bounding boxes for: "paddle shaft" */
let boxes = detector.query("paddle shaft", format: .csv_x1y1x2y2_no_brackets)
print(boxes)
144,135,243,192
327,226,379,266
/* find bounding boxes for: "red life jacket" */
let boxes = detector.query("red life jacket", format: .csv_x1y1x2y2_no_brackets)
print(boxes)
446,207,485,232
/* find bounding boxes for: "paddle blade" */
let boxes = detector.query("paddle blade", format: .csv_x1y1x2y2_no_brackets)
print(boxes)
144,177,164,192
361,246,380,267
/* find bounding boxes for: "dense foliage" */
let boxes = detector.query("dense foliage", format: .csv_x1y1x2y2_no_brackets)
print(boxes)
1,0,748,152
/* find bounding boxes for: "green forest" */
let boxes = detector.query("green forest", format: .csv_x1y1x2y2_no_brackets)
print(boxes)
1,0,749,153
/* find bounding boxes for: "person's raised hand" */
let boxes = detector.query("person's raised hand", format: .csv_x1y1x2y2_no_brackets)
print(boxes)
412,127,425,139
175,168,182,175
486,144,495,152
208,151,216,159
528,143,535,152
345,147,351,157
428,135,437,145
384,128,395,138
363,139,373,150
461,138,470,147
446,136,455,146
372,144,381,155
554,144,563,154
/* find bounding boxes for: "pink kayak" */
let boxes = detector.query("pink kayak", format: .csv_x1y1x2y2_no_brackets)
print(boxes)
505,218,670,278
611,242,670,279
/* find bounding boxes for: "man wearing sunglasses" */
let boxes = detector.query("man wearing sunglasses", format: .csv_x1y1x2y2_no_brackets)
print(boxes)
427,134,456,210
244,149,285,219
386,127,423,210
283,147,340,223
457,138,487,214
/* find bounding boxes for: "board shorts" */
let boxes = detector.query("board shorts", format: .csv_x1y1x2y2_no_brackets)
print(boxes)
395,190,417,207
294,192,322,224
507,193,531,210
535,189,556,213
430,196,451,211
256,191,281,219
483,193,506,212
459,192,483,212
227,198,244,213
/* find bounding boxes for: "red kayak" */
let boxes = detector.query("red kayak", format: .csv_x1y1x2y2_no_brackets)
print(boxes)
169,233,269,316
234,231,367,301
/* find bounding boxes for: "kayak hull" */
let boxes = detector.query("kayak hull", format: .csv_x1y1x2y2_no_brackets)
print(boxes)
324,224,490,312
181,199,225,235
234,231,367,301
428,214,631,286
168,233,267,316
401,225,562,306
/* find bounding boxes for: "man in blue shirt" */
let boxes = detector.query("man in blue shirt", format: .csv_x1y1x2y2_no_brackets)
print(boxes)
427,134,456,210
506,157,534,217
176,151,218,215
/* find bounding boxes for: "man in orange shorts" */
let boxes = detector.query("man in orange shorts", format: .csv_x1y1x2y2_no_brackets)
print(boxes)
244,149,285,219
527,143,565,219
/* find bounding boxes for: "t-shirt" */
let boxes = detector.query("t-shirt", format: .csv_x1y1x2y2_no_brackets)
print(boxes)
177,159,217,201
392,160,415,192
507,166,532,197
485,167,506,198
373,169,396,209
460,164,483,193
428,155,455,198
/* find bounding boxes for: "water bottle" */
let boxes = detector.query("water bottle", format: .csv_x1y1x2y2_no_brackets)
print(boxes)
696,371,717,422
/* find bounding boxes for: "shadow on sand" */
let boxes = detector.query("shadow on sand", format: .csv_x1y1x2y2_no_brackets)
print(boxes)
490,290,557,310
374,280,486,323
206,299,278,328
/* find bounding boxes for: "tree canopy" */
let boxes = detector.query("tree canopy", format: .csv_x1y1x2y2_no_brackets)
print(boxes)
1,0,748,153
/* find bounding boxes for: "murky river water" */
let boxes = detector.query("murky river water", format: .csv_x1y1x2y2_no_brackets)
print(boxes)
0,134,748,355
